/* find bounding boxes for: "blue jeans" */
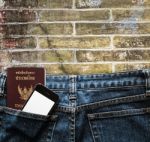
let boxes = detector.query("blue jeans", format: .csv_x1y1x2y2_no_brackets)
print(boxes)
0,69,150,142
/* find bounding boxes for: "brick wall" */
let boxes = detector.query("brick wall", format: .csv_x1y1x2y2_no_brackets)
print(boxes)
0,0,150,74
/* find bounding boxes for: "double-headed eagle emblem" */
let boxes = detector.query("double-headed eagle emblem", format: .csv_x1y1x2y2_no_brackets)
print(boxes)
18,85,33,100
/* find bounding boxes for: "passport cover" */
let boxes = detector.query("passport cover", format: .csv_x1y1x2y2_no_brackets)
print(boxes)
7,67,45,109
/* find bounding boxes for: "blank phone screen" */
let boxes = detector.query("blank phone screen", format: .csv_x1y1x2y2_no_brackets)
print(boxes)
22,90,55,115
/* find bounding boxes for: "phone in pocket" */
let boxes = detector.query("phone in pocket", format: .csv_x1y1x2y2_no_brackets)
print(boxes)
22,84,59,116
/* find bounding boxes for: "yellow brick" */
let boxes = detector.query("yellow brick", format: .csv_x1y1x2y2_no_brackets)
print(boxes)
115,63,150,72
77,50,150,62
114,36,150,48
10,50,74,63
40,10,110,21
39,37,110,48
44,64,112,74
113,9,150,21
76,23,150,35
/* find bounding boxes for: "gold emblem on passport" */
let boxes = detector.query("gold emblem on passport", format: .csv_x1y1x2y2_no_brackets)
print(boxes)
18,85,33,100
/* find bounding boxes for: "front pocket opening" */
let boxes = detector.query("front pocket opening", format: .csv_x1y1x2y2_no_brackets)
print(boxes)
2,106,58,121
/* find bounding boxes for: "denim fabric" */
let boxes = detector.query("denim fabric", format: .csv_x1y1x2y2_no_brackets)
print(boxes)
0,69,150,142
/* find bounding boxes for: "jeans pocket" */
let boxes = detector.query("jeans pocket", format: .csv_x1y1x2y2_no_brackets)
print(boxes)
87,107,150,142
0,106,58,142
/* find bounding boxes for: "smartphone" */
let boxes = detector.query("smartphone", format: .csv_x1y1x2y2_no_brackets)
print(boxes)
22,84,59,116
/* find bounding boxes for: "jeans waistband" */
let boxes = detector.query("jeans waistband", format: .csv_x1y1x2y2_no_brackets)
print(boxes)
1,69,150,112
1,69,150,94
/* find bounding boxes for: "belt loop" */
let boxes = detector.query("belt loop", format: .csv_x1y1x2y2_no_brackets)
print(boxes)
143,69,150,97
69,75,77,94
0,73,7,96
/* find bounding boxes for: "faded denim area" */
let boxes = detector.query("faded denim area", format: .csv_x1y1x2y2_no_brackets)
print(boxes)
1,69,150,142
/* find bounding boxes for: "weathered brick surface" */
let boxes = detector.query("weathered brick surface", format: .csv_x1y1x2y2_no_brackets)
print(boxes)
0,51,10,64
76,23,150,35
115,63,150,72
1,24,28,35
1,10,36,22
112,9,150,21
4,0,38,8
39,37,110,48
10,50,74,63
38,0,72,8
0,63,112,74
2,23,73,35
1,0,150,74
45,64,112,74
4,0,72,8
0,37,36,49
29,24,73,35
0,10,5,35
76,0,150,8
77,50,150,62
39,10,110,21
114,36,150,48
0,10,5,23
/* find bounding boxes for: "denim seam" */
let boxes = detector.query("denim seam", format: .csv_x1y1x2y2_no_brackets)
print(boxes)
51,84,145,92
70,111,76,142
88,116,96,142
87,107,150,120
49,121,57,142
52,89,68,91
68,75,76,142
77,84,145,91
76,93,147,112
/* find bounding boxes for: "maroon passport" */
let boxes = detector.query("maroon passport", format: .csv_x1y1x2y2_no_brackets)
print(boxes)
7,67,45,109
